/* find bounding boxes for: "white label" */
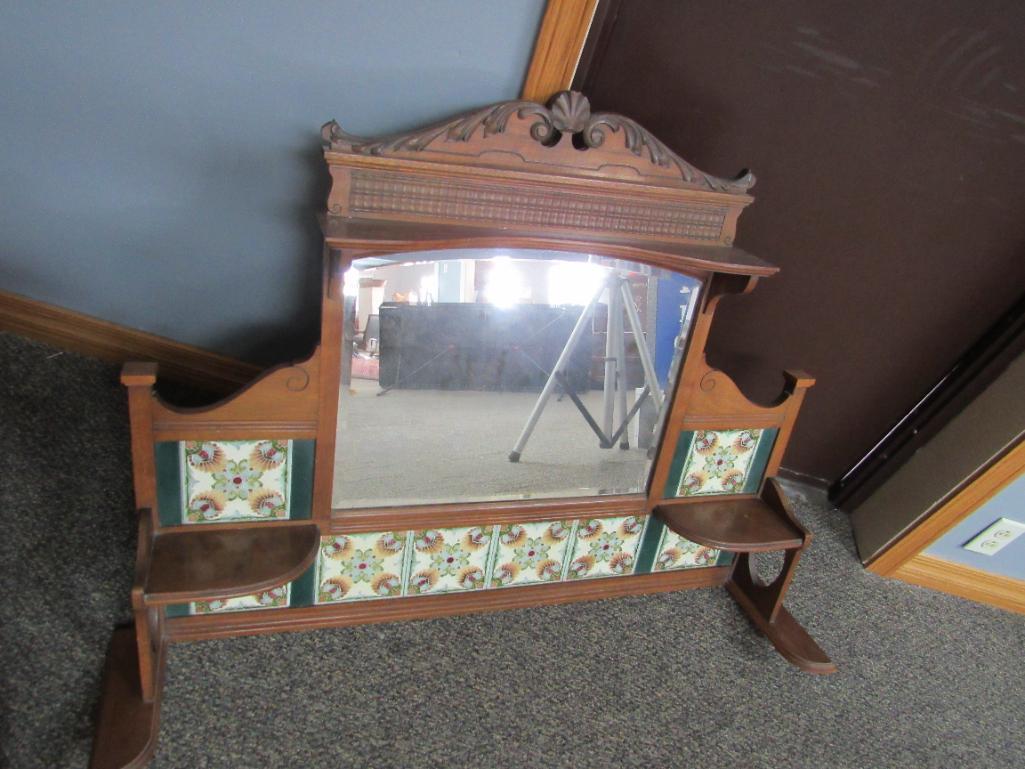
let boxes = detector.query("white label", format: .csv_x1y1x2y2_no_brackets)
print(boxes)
963,517,1025,555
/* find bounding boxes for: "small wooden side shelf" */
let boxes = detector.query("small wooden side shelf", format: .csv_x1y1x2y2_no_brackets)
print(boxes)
655,478,836,674
90,518,319,769
656,497,804,552
144,524,320,606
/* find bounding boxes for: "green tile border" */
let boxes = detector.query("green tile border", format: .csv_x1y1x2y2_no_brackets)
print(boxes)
662,430,695,499
154,442,183,527
741,428,778,495
714,550,735,568
633,515,665,575
289,564,317,608
289,439,315,520
165,603,189,618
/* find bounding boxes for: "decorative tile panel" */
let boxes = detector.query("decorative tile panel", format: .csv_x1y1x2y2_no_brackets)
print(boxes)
490,520,576,588
191,583,291,614
315,531,409,604
566,515,646,580
665,428,777,498
653,529,721,571
408,526,496,596
181,440,293,523
155,439,315,525
301,513,725,613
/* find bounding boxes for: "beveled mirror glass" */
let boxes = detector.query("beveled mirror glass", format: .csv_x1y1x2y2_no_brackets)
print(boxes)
332,248,701,509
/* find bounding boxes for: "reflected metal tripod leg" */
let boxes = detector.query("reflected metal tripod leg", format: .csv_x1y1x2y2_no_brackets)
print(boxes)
620,280,663,411
508,287,603,462
601,279,619,446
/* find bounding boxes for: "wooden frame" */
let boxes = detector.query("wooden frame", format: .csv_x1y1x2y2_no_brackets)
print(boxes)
91,90,832,769
867,433,1025,614
522,0,600,102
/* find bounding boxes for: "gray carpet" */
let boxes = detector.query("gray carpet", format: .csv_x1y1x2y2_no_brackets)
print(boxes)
334,379,652,508
2,330,1024,769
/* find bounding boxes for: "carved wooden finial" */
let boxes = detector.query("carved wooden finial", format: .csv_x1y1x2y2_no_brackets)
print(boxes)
548,90,591,132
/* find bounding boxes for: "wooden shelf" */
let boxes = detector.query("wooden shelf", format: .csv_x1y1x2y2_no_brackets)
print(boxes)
144,523,319,606
655,497,804,552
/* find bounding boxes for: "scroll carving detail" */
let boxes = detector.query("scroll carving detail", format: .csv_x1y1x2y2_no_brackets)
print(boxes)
285,366,311,392
323,91,754,194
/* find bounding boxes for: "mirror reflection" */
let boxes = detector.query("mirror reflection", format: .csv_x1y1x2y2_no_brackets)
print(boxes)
332,249,701,509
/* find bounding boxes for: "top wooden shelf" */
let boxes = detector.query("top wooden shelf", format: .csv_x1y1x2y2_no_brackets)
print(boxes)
320,217,778,278
655,496,804,552
144,523,319,606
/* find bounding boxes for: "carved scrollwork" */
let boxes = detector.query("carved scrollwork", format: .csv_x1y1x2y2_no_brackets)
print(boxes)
322,91,754,194
699,370,720,392
284,366,311,392
581,110,756,194
323,100,558,154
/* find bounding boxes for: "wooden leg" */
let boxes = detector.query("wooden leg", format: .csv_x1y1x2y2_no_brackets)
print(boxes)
726,551,837,674
89,625,165,769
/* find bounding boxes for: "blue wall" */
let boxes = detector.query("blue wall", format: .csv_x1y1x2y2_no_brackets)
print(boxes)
0,1,544,364
926,469,1025,581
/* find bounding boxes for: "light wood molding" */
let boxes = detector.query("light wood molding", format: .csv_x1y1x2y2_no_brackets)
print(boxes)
868,435,1025,576
0,289,260,393
521,0,599,102
893,554,1025,615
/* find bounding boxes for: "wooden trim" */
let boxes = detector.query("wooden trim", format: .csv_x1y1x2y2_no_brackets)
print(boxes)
521,0,599,102
166,565,729,643
0,289,260,393
331,494,647,533
892,554,1025,616
868,435,1025,576
313,247,346,521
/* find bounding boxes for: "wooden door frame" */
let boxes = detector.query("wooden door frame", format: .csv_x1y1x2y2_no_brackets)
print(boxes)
521,0,600,102
869,434,1025,615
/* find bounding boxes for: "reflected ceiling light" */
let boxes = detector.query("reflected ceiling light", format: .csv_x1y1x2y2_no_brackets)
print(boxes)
548,261,606,306
342,268,359,297
486,256,526,309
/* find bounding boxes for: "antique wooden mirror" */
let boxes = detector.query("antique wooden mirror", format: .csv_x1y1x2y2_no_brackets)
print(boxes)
94,91,834,769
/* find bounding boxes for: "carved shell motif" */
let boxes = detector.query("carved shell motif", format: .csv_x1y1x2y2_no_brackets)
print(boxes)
322,90,754,194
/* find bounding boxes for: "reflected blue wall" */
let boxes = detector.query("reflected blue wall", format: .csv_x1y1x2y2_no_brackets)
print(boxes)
654,274,700,384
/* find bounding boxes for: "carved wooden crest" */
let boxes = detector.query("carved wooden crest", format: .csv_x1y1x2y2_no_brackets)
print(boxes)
323,91,753,194
321,91,755,247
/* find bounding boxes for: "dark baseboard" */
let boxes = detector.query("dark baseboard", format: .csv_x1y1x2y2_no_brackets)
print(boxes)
777,466,830,490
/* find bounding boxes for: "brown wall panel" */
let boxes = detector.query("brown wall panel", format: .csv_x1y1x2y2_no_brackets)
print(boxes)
582,0,1025,481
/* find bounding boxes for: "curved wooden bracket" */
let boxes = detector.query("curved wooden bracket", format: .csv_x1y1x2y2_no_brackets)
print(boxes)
725,480,835,674
121,350,321,441
658,480,835,674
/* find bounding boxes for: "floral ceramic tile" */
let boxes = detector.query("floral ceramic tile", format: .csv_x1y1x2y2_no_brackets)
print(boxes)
653,529,721,571
181,440,293,523
675,429,767,497
566,515,645,580
315,531,408,603
408,526,496,595
490,520,576,588
190,583,291,614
